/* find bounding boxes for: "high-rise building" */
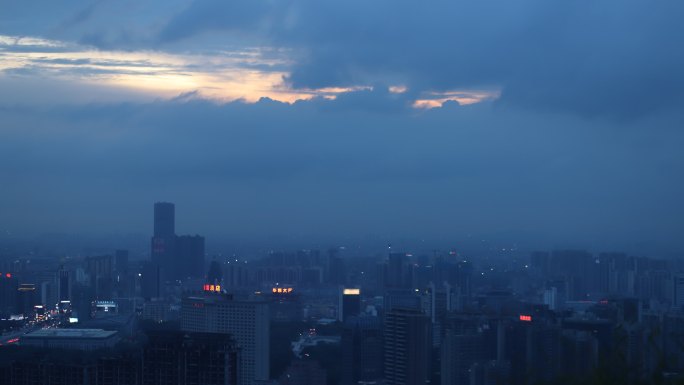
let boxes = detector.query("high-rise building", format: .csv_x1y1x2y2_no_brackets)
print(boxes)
151,202,177,278
180,294,270,385
543,286,559,311
150,202,205,281
384,289,422,312
58,268,71,302
441,332,485,385
85,255,113,300
16,283,37,317
153,202,175,238
384,308,432,385
386,253,411,289
506,318,562,385
455,260,473,298
143,329,239,385
339,287,361,322
560,330,598,379
341,316,383,385
422,282,454,347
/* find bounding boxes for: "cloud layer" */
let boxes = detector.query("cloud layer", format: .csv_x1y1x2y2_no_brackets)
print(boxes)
155,0,684,118
4,0,684,116
1,1,684,253
1,93,683,251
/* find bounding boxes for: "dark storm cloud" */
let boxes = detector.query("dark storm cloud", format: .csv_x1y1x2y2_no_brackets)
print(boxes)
157,0,684,119
6,0,681,118
158,0,274,43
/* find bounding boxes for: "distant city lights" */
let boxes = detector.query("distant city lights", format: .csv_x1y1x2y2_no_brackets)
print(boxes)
203,284,221,292
272,287,294,294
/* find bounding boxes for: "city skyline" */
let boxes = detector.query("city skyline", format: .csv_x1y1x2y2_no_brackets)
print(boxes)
1,201,684,385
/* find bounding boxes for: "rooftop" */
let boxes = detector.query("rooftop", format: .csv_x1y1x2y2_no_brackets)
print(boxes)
23,328,117,339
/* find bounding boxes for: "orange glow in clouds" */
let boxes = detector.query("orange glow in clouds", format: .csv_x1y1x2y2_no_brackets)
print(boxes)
0,34,501,107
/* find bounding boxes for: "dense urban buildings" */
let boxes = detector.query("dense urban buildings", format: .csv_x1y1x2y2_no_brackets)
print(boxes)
2,203,684,384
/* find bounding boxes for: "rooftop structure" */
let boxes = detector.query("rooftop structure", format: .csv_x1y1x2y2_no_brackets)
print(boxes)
21,328,119,350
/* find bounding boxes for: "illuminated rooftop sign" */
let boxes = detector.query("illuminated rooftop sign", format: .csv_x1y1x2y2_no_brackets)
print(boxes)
272,287,293,294
203,284,221,292
519,315,532,322
343,288,360,295
94,301,117,311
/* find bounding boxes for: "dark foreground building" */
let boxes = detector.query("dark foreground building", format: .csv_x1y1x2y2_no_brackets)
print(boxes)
143,330,239,385
0,330,239,385
0,345,139,385
384,308,432,385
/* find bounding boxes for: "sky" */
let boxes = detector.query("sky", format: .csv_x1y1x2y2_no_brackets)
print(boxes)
1,0,683,254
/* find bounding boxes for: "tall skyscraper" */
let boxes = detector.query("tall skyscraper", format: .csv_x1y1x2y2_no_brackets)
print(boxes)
150,202,205,280
341,316,383,385
423,282,454,347
85,255,113,300
181,294,270,385
338,287,361,322
151,202,176,273
58,268,71,302
154,202,175,238
384,308,432,385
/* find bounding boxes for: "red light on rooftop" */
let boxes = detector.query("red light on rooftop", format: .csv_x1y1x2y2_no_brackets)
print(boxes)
5,273,10,278
519,315,532,322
